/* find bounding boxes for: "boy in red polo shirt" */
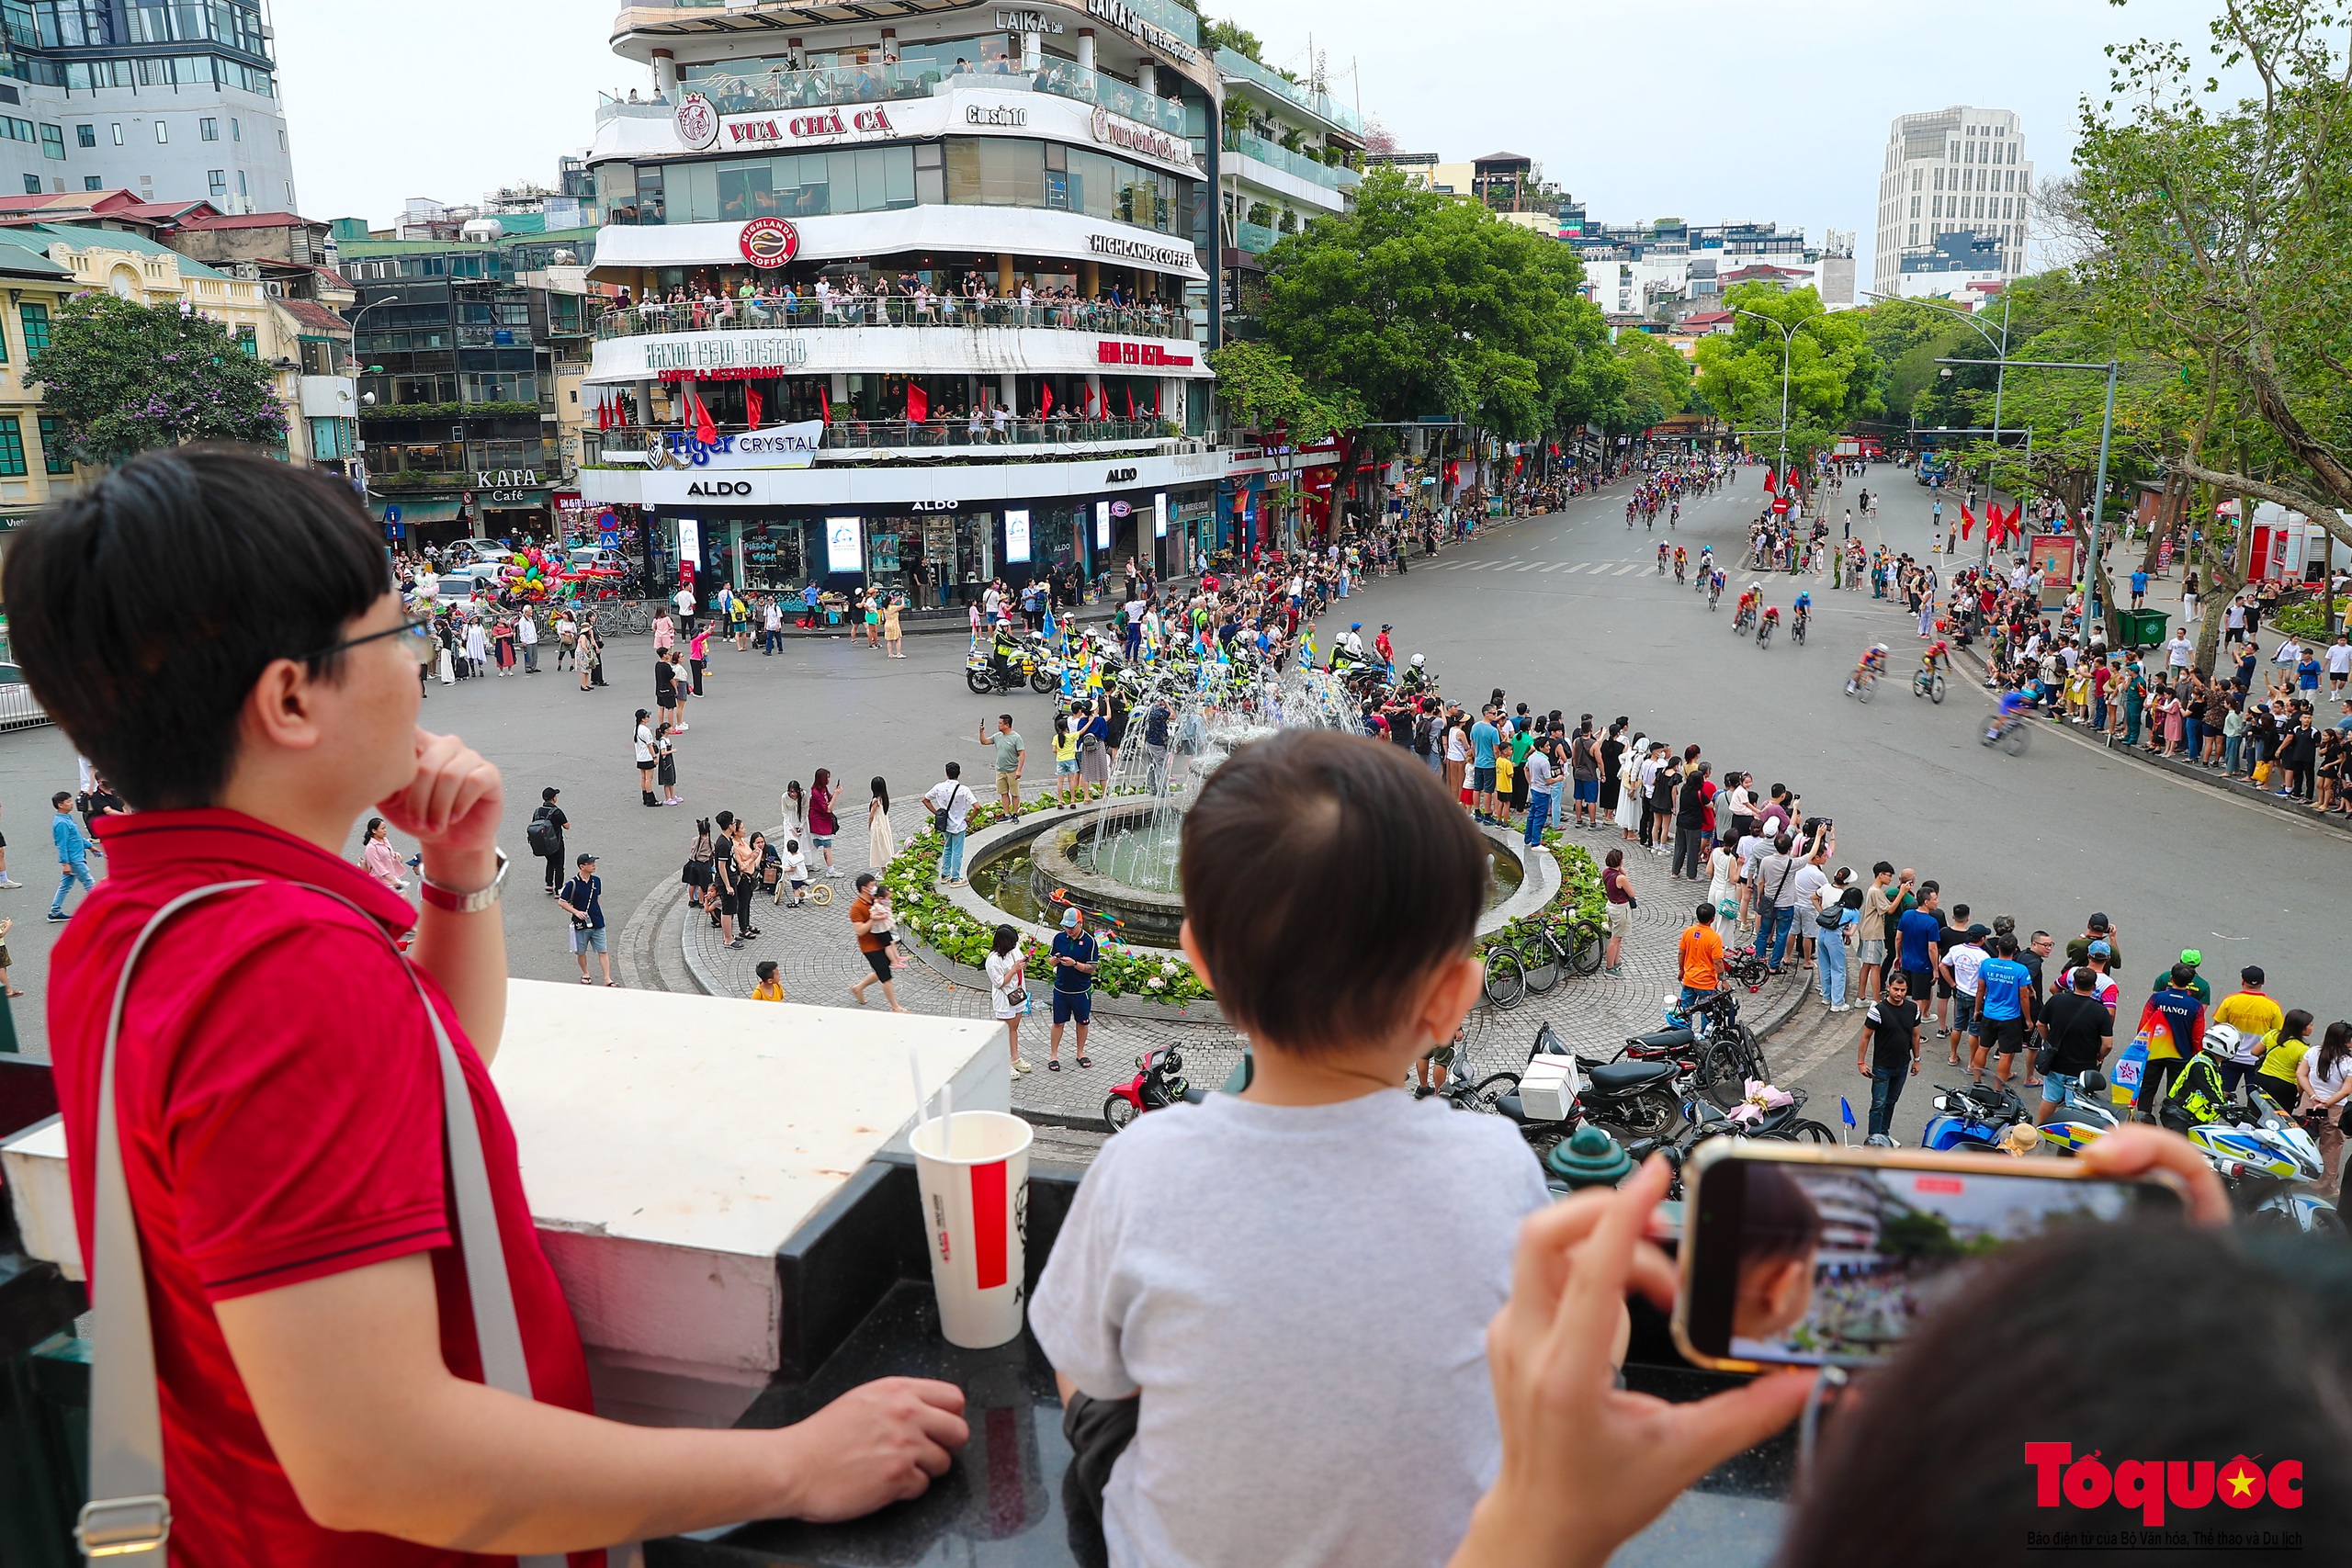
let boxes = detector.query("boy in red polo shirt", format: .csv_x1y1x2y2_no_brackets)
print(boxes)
13,449,965,1564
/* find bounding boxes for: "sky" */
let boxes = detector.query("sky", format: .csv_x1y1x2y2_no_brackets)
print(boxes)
275,0,2223,283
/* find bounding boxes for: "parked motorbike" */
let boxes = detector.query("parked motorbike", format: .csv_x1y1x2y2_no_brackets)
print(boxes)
1920,1079,2032,1153
2037,1068,2126,1154
1103,1043,1190,1131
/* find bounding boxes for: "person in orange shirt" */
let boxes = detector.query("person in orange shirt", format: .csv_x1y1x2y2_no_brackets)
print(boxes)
1679,903,1726,1010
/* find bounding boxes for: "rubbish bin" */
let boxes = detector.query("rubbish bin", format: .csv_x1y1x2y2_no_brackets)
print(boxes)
2118,608,2169,649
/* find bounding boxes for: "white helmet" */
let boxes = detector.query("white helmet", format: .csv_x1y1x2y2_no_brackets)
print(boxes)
1411,653,1426,668
2200,1022,2243,1059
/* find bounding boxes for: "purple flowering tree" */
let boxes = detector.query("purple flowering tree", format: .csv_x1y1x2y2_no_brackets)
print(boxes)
29,293,288,463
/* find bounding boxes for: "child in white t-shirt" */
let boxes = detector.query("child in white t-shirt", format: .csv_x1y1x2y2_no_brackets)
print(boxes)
775,838,809,906
1033,732,1550,1568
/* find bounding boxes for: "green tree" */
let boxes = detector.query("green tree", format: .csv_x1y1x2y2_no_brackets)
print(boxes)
1608,331,1693,434
1691,283,1878,472
1206,339,1363,445
1258,168,1611,443
32,293,287,462
2071,0,2352,556
1204,18,1262,61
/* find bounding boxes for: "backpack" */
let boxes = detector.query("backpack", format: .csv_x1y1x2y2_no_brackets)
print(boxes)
525,804,561,857
1414,713,1436,756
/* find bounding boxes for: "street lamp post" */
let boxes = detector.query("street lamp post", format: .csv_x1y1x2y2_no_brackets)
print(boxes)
1862,288,2011,568
342,295,400,503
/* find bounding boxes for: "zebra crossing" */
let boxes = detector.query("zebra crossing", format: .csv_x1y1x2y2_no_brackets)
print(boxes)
1432,557,1650,575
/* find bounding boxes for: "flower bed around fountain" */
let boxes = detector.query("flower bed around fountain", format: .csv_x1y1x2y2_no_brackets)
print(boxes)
881,795,1600,1018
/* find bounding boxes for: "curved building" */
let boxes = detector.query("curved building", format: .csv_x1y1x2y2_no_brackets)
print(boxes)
577,0,1232,602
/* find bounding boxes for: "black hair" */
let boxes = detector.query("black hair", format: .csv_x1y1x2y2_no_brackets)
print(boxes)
365,816,386,840
755,960,778,983
2280,1009,2313,1046
1694,903,1715,925
2170,963,2195,987
854,872,876,891
871,776,890,814
1776,1225,2352,1565
1872,860,1894,876
50,790,70,808
943,761,961,780
1180,730,1484,1055
1740,1163,1823,1270
991,923,1019,957
3,447,386,809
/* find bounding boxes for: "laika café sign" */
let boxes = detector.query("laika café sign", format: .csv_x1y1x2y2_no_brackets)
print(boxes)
1085,0,1201,63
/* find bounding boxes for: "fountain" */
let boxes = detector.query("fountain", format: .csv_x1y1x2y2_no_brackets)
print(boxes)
967,652,1522,950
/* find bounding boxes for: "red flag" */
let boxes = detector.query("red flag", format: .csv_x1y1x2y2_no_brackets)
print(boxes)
744,387,763,432
907,380,928,423
1961,504,1976,540
594,397,608,431
1125,385,1135,421
819,383,831,425
1763,467,1779,494
1154,384,1162,417
691,385,718,446
1040,381,1053,417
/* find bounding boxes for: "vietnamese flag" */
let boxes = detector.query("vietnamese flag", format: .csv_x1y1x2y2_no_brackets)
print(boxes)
819,383,831,425
907,380,928,423
1763,466,1779,494
1125,385,1136,421
1040,381,1053,417
1961,504,1976,540
744,387,763,432
690,385,718,446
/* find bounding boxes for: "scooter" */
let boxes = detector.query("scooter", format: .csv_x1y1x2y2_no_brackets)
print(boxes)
2037,1069,2125,1154
1528,1021,1680,1139
1920,1079,2032,1153
2157,1082,2346,1235
1102,1043,1190,1131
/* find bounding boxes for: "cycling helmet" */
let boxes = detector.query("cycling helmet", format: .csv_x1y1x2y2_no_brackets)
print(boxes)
1870,643,1888,654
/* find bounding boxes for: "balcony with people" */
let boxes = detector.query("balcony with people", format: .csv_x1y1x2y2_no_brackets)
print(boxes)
585,367,1189,467
595,267,1193,341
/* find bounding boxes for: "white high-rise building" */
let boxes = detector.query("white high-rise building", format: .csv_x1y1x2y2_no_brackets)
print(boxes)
1871,107,2032,300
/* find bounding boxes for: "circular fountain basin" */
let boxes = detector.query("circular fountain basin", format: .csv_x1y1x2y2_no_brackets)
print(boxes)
967,804,1525,951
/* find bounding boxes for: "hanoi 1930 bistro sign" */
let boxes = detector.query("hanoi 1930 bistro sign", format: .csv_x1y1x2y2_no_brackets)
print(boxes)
642,331,812,380
1097,339,1194,367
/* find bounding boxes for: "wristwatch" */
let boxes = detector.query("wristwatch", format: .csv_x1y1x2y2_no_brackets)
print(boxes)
419,848,509,915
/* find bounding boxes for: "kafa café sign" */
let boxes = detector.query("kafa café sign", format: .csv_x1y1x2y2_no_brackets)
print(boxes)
1097,339,1193,367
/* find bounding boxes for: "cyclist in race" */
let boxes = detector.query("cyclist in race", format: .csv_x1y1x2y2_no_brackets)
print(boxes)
1707,568,1725,606
1986,682,2030,742
1792,589,1811,642
1758,604,1780,644
1673,546,1688,583
1657,541,1670,573
1848,642,1889,694
1698,545,1714,578
1923,637,1951,676
1669,501,1680,528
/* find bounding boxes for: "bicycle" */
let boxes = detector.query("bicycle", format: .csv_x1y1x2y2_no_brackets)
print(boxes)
1485,913,1606,1005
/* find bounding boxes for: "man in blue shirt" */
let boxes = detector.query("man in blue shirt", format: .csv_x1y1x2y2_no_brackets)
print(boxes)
1894,881,1944,1010
1048,906,1099,1071
1470,706,1502,824
47,788,94,920
1970,933,2036,1088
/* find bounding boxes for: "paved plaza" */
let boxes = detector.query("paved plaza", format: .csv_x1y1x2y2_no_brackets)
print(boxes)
1,464,2342,1151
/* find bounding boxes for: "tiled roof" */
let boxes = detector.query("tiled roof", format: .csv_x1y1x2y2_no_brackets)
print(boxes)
278,299,350,333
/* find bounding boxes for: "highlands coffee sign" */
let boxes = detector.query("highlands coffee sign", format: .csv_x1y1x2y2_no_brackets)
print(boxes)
1086,231,1203,274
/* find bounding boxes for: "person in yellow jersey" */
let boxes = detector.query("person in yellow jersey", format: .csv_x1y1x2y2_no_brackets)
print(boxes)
2211,964,2286,1097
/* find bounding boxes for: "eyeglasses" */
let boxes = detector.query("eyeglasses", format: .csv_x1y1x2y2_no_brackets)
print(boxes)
300,616,436,668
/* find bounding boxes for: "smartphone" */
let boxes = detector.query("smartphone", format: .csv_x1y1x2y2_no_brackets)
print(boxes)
1673,1141,2186,1371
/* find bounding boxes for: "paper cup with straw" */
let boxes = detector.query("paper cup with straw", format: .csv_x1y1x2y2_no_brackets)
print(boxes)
910,1081,1034,1348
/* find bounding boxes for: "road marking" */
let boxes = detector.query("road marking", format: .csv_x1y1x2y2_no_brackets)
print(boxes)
1540,562,1564,571
1516,562,1540,571
1559,562,1588,574
1614,563,1641,576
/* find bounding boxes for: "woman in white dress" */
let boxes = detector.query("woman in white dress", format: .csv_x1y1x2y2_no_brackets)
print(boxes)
867,776,897,868
462,616,489,679
986,925,1033,1075
1614,733,1647,838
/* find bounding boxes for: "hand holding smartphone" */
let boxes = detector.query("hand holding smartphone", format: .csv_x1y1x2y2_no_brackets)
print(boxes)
1674,1142,2188,1371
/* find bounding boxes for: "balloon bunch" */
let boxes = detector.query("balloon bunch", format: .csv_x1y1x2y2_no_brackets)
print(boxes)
501,547,557,603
